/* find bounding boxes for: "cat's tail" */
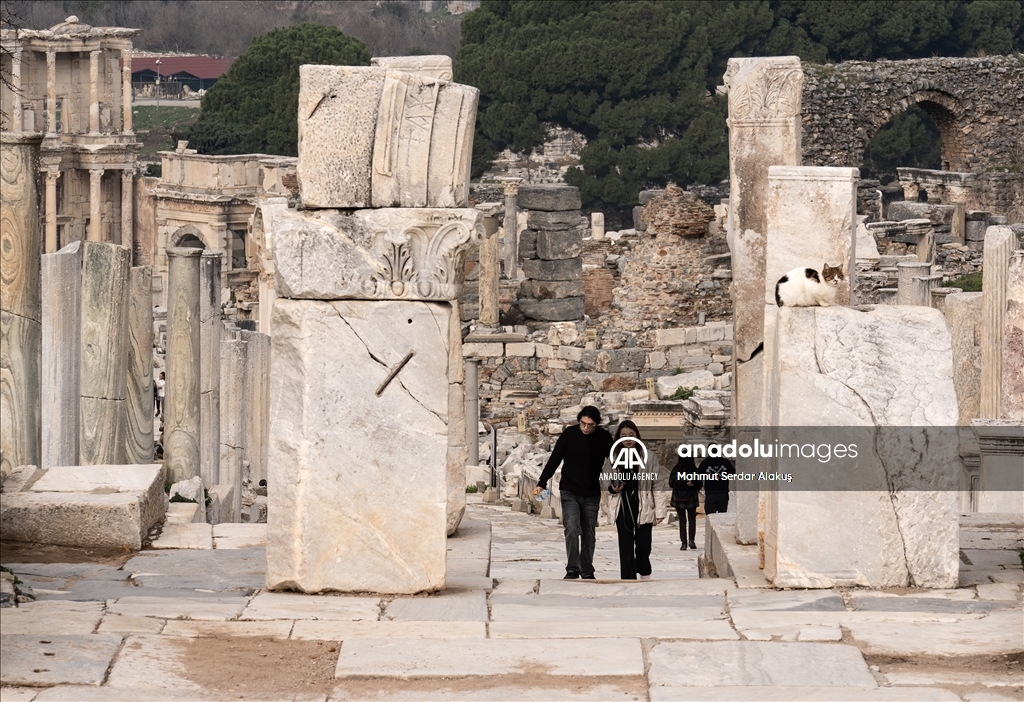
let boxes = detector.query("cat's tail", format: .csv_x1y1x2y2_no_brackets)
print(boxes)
774,276,787,307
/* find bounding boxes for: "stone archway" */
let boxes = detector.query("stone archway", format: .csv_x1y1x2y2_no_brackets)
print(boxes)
170,224,207,249
868,88,965,172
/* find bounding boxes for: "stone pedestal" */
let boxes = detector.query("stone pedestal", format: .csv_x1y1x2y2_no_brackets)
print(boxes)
165,248,202,483
200,251,222,487
762,306,960,588
591,212,605,240
0,133,43,475
896,262,933,306
971,420,1024,514
125,266,154,464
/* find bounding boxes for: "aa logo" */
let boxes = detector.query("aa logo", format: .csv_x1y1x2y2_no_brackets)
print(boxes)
610,437,648,472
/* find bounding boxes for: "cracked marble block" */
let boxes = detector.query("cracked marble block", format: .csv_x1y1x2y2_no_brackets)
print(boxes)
264,203,480,593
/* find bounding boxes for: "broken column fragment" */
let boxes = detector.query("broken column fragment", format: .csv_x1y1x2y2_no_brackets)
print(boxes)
165,247,202,483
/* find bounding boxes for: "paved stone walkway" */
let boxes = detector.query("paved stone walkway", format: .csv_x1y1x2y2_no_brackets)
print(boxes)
1,498,1021,701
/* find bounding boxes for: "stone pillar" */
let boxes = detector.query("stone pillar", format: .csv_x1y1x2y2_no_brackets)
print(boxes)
1002,251,1024,421
122,49,133,134
0,133,43,475
165,247,203,483
447,298,468,535
11,48,22,130
477,203,501,328
980,227,1014,419
465,359,479,468
911,274,942,309
895,262,932,306
41,242,82,468
591,212,605,240
719,57,803,546
121,170,134,249
89,50,100,134
945,292,983,426
219,336,247,522
971,420,1024,514
952,202,965,245
43,164,60,254
240,329,270,485
46,50,56,135
79,242,131,465
125,266,154,464
88,168,104,242
200,251,222,488
501,179,521,279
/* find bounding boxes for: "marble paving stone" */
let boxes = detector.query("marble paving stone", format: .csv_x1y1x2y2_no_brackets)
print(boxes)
104,635,199,690
491,579,538,595
540,579,729,597
976,582,1021,600
648,687,960,701
32,579,137,602
490,594,724,622
0,634,123,686
489,620,740,640
328,682,645,701
844,609,1024,655
883,669,1024,688
0,601,103,635
96,614,165,634
648,641,876,688
384,591,487,621
0,688,39,701
107,596,248,621
849,596,1007,613
727,590,847,611
34,690,289,702
240,593,380,621
291,620,486,640
444,575,493,591
149,523,213,549
161,620,293,638
8,563,130,581
124,548,265,592
335,638,645,678
962,549,1023,567
797,626,843,642
212,523,266,549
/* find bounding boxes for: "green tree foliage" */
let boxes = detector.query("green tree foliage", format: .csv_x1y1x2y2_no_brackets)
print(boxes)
861,105,942,183
457,0,1024,211
176,24,370,156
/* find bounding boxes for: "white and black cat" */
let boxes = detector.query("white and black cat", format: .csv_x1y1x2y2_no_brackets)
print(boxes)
775,264,844,307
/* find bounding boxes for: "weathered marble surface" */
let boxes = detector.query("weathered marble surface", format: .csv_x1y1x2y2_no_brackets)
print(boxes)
165,248,202,483
239,330,270,485
0,133,43,474
218,337,246,522
945,292,983,425
980,226,1014,418
1002,250,1024,421
125,266,154,464
263,200,481,302
763,305,960,589
41,243,83,468
266,298,450,593
371,55,453,80
199,251,221,486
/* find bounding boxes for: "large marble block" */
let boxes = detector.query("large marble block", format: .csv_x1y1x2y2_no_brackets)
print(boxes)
41,243,83,468
296,64,478,209
371,55,453,81
266,298,451,593
945,292,983,425
262,200,482,301
763,305,960,589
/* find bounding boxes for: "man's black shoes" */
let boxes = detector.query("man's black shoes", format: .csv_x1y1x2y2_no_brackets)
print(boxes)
688,540,697,549
680,543,687,550
581,574,596,580
564,572,580,580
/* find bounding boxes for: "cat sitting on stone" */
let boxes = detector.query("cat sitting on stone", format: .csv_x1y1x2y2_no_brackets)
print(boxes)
774,264,844,307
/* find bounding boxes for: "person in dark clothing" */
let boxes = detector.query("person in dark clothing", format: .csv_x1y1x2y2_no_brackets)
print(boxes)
699,447,735,514
535,405,613,579
669,452,702,550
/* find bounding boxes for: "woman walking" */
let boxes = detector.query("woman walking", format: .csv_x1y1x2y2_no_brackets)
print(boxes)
605,421,667,580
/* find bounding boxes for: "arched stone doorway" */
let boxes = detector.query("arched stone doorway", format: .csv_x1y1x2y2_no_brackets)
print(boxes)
171,225,207,249
868,89,966,172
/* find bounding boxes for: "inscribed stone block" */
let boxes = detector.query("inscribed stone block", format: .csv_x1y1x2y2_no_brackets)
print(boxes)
371,55,453,80
426,82,477,207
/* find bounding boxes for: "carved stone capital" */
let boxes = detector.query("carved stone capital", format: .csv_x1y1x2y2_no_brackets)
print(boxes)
499,177,523,197
261,202,482,302
724,56,803,124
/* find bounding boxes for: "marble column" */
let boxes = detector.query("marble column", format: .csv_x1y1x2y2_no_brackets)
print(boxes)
125,266,154,464
43,164,61,253
980,227,1014,419
501,179,521,279
200,251,222,487
79,241,131,465
896,262,932,306
89,50,100,134
165,247,203,483
11,48,22,130
46,50,56,135
591,212,605,240
447,298,467,535
719,57,803,546
219,336,247,522
465,359,479,467
952,202,966,245
42,242,82,468
121,170,134,250
122,49,133,134
240,329,270,485
477,203,501,328
88,168,104,242
0,133,43,475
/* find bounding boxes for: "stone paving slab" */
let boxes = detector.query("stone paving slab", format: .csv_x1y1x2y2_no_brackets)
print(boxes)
34,689,327,701
977,582,1022,600
845,609,1024,655
104,635,201,690
124,548,266,592
883,668,1024,687
727,589,846,611
0,601,104,635
161,620,294,638
7,563,131,581
97,614,166,634
0,634,123,687
540,579,730,597
212,523,267,549
489,619,740,640
291,620,486,640
335,638,645,678
384,590,488,621
445,558,490,577
240,593,380,620
0,687,39,701
648,641,876,688
648,687,961,701
490,594,724,622
491,579,537,595
150,523,213,549
327,680,647,700
108,595,249,621
850,595,1009,613
444,575,493,591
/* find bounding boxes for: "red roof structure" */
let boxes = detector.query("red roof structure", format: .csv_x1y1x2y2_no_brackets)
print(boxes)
124,56,233,80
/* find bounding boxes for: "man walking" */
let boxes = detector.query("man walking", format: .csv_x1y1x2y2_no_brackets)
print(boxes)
699,446,734,514
535,406,613,580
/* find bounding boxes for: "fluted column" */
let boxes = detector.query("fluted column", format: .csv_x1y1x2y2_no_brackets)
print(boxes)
501,178,521,279
0,133,44,475
200,251,222,487
122,48,133,134
46,50,56,135
121,170,134,249
165,247,203,482
125,266,154,464
88,168,104,242
11,48,22,130
89,50,100,134
44,165,60,253
980,226,1014,418
220,335,247,522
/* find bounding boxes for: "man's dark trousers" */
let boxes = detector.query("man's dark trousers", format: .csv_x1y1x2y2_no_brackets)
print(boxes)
705,493,729,514
616,514,653,579
560,488,600,577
